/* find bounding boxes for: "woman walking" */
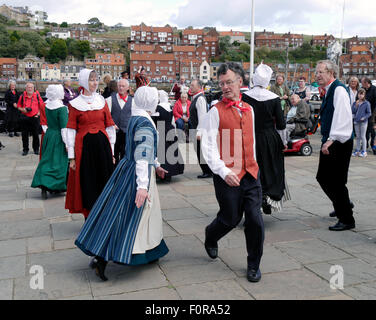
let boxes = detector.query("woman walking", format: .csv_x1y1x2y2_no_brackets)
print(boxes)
31,85,69,199
243,63,289,214
75,86,169,281
352,88,372,157
4,80,20,137
65,69,116,219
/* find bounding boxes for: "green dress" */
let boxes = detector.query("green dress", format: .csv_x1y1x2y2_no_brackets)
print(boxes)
31,106,69,191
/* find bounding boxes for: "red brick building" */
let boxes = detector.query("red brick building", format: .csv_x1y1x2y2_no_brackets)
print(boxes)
128,24,174,52
345,36,373,53
182,29,204,46
340,45,376,79
311,34,335,48
85,53,126,80
0,58,17,79
255,32,303,49
130,46,175,82
70,25,90,41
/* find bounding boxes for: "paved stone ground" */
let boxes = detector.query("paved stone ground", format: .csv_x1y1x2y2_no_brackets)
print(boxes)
1,131,376,300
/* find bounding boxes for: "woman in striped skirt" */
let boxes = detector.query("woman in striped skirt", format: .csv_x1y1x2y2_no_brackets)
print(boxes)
75,86,169,281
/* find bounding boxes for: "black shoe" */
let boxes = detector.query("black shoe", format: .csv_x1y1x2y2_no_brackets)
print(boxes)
8,132,14,137
90,257,108,281
204,227,218,259
0,142,4,149
329,221,355,231
197,173,213,179
329,201,354,218
34,150,39,155
14,132,19,137
262,201,272,215
373,148,376,155
41,189,47,200
22,150,28,156
247,268,262,282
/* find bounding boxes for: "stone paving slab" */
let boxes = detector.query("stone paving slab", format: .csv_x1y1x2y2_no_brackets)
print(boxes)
0,256,26,280
96,287,181,300
13,271,91,300
236,269,345,300
88,263,169,297
162,207,206,221
0,208,44,223
342,281,376,300
275,239,352,264
0,239,26,258
0,279,13,300
305,258,376,287
51,220,84,241
176,279,254,300
27,236,53,254
0,219,50,241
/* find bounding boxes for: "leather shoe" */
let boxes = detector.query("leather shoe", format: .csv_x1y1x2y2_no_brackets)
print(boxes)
329,221,355,231
247,268,262,282
34,150,39,155
197,173,213,179
22,150,28,156
329,201,354,218
204,227,218,259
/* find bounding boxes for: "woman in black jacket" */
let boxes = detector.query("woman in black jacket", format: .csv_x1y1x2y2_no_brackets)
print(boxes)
4,80,20,137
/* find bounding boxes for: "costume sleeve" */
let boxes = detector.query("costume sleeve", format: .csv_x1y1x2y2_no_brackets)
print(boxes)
66,105,78,159
104,103,115,127
201,107,232,180
105,126,116,155
329,86,353,143
196,96,208,137
59,107,69,147
134,126,156,190
105,96,112,112
173,101,181,121
274,98,286,130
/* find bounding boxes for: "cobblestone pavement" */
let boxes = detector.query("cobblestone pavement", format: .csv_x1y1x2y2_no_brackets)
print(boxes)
1,132,376,300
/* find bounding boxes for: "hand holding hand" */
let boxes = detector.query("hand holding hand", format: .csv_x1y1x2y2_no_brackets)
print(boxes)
69,159,76,170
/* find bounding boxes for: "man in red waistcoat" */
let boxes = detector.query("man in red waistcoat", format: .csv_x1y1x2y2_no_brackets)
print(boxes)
201,62,264,282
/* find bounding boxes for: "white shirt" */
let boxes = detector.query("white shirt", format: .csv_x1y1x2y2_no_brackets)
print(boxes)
192,92,208,137
349,88,357,107
201,104,257,181
325,81,353,143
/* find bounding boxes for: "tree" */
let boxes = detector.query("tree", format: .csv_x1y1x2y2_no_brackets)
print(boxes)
88,17,100,25
47,38,68,63
60,22,68,28
10,39,33,59
219,36,231,55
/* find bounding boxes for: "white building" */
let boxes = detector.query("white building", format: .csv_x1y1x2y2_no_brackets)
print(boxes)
41,64,61,81
60,65,85,81
200,60,210,84
47,30,71,40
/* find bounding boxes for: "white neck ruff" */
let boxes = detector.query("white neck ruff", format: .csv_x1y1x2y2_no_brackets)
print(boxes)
46,100,66,110
70,93,105,111
244,87,279,102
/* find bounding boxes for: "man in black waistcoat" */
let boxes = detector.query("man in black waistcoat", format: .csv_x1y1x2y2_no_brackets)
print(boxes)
189,79,212,178
105,79,132,165
315,60,355,231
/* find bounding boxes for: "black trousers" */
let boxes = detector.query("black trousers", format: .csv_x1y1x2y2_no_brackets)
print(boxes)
114,129,126,165
316,139,354,225
206,173,264,270
365,119,375,148
20,115,40,152
194,138,212,175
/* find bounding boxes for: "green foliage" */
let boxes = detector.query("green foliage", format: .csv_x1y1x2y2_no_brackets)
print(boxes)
60,22,68,28
47,38,68,63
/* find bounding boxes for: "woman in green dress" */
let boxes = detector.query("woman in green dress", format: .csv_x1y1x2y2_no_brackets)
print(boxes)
31,84,69,199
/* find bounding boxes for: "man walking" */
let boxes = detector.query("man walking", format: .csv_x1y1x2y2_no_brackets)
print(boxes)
201,62,264,282
17,82,44,156
315,60,355,231
106,79,132,165
189,79,212,178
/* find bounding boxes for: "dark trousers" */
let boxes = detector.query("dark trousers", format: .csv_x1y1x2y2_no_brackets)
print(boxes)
316,139,354,225
194,138,212,175
20,116,40,152
114,129,126,165
366,119,375,148
206,173,264,270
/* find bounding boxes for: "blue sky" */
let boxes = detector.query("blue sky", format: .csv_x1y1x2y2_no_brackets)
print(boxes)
4,0,376,37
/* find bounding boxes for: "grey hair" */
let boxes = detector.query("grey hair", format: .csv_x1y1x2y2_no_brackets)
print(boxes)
180,92,188,99
117,78,129,87
316,60,339,78
8,80,16,88
63,78,71,85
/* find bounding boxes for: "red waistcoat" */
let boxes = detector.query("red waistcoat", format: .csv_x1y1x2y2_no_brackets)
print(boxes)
216,101,259,180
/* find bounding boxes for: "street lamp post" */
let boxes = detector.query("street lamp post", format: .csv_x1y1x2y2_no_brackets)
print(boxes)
250,0,255,79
